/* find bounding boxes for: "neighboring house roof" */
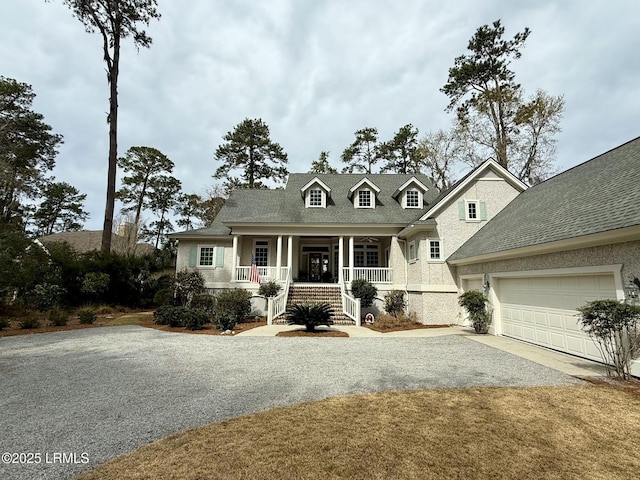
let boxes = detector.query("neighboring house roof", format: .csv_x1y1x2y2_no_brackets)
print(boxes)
420,158,527,221
169,219,232,239
448,136,640,263
217,174,439,226
38,230,155,256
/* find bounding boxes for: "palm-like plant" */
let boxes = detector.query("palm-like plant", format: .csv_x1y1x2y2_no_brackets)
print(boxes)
286,303,333,332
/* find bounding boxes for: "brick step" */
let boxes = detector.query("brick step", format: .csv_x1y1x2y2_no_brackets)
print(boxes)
278,285,354,326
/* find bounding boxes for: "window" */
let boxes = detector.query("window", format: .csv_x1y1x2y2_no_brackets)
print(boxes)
429,240,441,261
467,201,478,220
308,188,323,207
408,241,418,262
354,244,378,266
358,189,372,208
405,189,420,208
254,240,269,267
199,246,214,266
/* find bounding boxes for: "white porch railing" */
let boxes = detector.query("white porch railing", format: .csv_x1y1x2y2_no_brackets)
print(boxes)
340,282,361,326
267,268,291,325
342,267,392,284
235,266,290,283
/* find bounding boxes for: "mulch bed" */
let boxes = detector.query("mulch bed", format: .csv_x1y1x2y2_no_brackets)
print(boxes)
276,329,349,337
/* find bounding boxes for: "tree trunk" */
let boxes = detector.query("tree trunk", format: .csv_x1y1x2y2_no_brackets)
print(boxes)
101,38,120,253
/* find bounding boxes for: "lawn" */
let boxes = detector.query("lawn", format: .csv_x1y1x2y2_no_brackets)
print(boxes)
76,383,640,480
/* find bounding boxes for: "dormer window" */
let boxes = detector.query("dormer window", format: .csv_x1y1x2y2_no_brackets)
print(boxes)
392,177,429,209
309,188,323,207
405,189,420,208
349,177,380,209
358,190,372,208
301,177,331,208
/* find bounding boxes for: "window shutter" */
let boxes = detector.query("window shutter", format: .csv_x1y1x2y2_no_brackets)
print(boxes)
188,245,197,267
480,202,487,221
458,201,465,220
215,246,225,267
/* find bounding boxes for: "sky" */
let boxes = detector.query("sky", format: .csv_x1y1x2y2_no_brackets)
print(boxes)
2,0,639,231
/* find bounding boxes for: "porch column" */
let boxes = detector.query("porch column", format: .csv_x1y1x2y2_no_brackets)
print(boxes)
276,235,283,281
232,235,239,282
348,236,354,286
338,236,344,283
287,235,293,280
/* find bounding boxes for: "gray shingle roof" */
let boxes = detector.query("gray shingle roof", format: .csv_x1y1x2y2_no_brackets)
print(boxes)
449,136,640,261
38,231,155,256
218,174,439,225
169,219,231,238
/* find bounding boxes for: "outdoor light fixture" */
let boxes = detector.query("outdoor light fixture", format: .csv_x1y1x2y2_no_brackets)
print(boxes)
625,275,639,305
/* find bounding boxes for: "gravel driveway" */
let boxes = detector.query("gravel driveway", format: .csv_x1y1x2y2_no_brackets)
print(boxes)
0,326,583,480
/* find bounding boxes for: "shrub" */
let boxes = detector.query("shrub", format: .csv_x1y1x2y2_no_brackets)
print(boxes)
350,279,377,308
174,269,206,307
81,272,110,301
48,308,69,326
458,290,492,334
0,317,9,330
184,308,207,331
214,289,252,329
77,308,97,324
190,294,216,318
19,316,40,329
577,299,640,380
30,283,67,311
153,305,186,327
258,280,282,298
153,288,175,306
286,303,333,332
384,290,407,318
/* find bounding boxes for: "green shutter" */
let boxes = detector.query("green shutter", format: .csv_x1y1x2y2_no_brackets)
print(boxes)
188,245,197,267
458,201,465,220
215,246,225,267
479,202,487,221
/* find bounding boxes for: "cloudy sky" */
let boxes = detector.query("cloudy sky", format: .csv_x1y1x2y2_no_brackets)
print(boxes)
2,0,639,230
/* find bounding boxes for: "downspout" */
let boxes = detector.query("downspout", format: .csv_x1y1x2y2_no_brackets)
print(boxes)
397,238,409,316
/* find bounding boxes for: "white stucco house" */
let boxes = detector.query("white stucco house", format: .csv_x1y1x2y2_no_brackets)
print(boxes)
170,136,639,370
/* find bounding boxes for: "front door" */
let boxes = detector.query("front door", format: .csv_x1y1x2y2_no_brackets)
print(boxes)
309,253,322,282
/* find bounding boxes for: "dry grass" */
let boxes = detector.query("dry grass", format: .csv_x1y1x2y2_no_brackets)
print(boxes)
365,312,452,332
77,385,640,480
0,311,266,337
276,328,349,337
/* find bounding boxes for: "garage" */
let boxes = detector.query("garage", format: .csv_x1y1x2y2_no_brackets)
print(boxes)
495,274,618,362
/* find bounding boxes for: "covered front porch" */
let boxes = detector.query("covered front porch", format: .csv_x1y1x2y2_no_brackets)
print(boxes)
230,234,398,286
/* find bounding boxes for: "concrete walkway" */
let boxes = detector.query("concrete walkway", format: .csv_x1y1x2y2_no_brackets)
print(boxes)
237,324,607,378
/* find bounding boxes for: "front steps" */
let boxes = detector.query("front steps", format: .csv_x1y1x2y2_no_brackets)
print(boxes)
274,284,355,325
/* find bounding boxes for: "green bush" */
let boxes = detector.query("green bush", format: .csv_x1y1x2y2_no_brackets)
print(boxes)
258,280,282,298
0,317,9,330
30,283,67,311
48,308,69,326
153,287,174,306
458,290,491,334
351,279,377,308
19,316,40,329
184,308,207,331
81,272,110,300
77,308,97,324
577,299,640,380
214,289,252,329
174,269,206,307
286,303,333,332
190,294,216,318
153,305,186,327
383,290,407,318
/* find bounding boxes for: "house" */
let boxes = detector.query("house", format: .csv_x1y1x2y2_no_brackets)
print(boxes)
170,159,526,325
38,229,155,256
449,136,640,373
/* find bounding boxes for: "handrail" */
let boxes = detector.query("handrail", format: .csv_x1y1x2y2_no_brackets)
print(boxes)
342,267,392,284
340,281,361,326
267,267,291,325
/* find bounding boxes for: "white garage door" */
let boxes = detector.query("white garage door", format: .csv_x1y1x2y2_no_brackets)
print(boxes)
497,274,617,362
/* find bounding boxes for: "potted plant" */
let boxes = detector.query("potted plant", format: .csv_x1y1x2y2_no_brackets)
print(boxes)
458,290,492,334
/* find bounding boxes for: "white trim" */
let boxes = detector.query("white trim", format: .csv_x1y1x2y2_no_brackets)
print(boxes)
305,187,326,208
419,158,527,221
197,245,217,268
300,176,331,195
355,188,375,209
253,238,270,267
465,199,480,222
427,238,443,262
408,240,418,262
349,177,381,195
403,188,422,209
395,176,430,194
